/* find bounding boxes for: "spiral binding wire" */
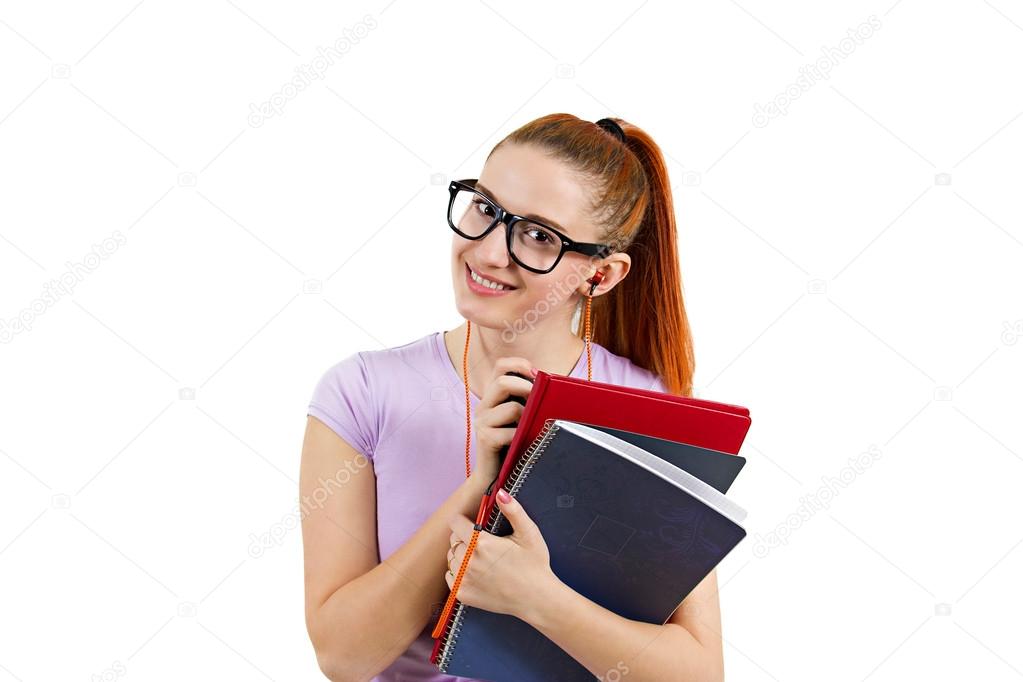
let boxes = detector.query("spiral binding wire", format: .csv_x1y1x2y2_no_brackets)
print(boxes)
435,419,562,672
435,602,465,672
484,419,560,533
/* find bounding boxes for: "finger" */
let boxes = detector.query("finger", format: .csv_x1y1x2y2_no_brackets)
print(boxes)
495,489,540,544
477,422,517,452
478,399,524,429
491,357,535,382
451,542,464,567
478,359,536,408
496,372,534,401
479,374,532,411
448,513,474,539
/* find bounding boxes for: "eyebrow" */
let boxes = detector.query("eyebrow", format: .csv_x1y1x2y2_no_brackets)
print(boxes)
474,181,569,234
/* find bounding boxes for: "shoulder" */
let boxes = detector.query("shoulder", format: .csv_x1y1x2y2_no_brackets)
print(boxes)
318,331,437,384
307,332,439,457
590,342,666,393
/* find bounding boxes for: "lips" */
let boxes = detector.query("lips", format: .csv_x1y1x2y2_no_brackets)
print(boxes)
466,263,517,290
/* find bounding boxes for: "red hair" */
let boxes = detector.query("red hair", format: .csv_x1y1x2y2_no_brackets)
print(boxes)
490,114,695,397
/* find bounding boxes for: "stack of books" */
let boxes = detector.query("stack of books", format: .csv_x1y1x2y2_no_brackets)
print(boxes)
430,370,752,681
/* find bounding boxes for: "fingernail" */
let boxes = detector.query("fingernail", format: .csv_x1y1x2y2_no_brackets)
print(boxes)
497,489,511,503
530,367,539,377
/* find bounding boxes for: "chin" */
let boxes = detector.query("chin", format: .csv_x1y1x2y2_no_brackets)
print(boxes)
452,286,523,339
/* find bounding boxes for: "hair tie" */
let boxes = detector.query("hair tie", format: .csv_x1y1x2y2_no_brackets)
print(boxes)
595,117,626,143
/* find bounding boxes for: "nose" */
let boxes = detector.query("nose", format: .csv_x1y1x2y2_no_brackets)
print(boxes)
474,221,511,268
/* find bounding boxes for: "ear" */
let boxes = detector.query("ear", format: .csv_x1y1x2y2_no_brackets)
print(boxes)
580,253,631,297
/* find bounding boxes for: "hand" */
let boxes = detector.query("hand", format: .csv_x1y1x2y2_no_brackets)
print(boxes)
446,488,555,619
468,357,536,487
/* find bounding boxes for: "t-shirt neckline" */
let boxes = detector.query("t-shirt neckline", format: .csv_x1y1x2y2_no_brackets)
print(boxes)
435,330,590,402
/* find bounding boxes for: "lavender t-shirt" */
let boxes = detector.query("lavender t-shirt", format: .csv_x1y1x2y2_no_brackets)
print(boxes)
306,330,666,682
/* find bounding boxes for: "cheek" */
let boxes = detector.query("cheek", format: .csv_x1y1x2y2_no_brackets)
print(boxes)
450,239,467,272
516,273,573,310
451,234,475,261
541,268,585,309
546,263,580,294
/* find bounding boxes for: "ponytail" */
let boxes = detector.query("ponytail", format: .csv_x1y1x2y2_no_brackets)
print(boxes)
494,114,695,397
594,123,694,397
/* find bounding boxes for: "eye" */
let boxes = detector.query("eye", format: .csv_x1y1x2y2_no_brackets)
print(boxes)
524,226,556,245
472,198,495,219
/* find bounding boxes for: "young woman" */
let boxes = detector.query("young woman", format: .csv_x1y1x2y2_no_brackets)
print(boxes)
300,114,723,681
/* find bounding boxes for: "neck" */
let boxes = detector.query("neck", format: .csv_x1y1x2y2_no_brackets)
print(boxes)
445,318,587,385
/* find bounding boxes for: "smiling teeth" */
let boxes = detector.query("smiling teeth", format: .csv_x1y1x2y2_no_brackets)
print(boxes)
470,267,509,290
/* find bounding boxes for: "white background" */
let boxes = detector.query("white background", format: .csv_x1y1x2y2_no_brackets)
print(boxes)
1,1,1022,680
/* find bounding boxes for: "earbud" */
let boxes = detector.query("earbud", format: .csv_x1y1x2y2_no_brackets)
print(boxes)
586,270,605,296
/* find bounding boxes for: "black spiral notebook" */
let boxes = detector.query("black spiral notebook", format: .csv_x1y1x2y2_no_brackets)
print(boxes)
434,419,748,681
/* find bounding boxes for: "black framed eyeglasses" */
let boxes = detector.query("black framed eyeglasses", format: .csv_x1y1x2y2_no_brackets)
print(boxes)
446,178,615,274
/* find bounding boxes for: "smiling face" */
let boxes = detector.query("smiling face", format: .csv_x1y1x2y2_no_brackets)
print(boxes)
450,143,623,335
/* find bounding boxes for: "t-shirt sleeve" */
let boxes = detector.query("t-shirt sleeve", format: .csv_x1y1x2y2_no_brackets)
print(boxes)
307,352,377,461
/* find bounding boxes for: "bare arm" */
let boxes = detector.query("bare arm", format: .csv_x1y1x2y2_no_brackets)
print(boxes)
521,569,725,681
300,415,487,682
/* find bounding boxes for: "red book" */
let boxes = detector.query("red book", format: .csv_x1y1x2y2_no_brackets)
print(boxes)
430,370,751,663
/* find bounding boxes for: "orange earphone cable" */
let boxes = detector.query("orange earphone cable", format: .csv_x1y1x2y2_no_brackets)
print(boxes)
463,320,472,480
431,289,596,640
584,291,593,381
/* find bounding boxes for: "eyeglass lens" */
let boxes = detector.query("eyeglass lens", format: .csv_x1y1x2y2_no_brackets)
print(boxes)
449,188,563,272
